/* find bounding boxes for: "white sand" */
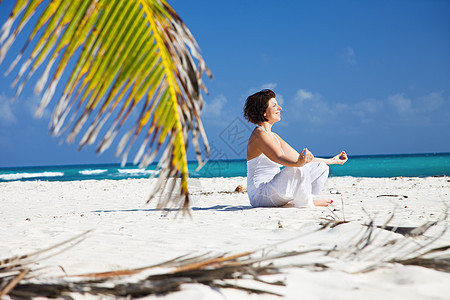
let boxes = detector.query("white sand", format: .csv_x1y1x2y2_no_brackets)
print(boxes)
1,176,449,299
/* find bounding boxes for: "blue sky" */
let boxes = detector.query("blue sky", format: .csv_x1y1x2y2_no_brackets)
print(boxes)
0,0,449,167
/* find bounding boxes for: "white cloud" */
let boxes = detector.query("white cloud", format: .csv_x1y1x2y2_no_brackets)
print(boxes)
293,89,325,110
0,94,17,124
25,95,51,120
344,47,356,65
261,83,278,90
294,89,315,104
352,92,446,121
276,94,284,105
387,93,414,116
0,93,62,126
418,92,444,112
291,89,336,125
351,99,384,117
203,94,227,117
286,89,448,129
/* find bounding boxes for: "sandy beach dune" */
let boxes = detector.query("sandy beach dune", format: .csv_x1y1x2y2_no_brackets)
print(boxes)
1,176,449,299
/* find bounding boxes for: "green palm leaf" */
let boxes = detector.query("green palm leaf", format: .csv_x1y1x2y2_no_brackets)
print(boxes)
0,0,212,211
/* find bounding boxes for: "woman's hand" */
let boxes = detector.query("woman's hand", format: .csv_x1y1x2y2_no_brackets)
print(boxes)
297,148,314,166
331,151,348,165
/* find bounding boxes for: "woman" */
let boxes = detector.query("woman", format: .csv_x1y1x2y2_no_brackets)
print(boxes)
244,89,348,208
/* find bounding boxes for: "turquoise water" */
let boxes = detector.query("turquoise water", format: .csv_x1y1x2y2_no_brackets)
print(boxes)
0,153,449,182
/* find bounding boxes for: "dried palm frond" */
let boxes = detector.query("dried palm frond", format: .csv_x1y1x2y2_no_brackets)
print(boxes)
0,0,212,211
5,250,291,298
3,210,450,298
332,208,450,273
394,245,450,272
0,231,90,297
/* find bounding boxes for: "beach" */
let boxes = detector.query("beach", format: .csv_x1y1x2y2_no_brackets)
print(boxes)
1,176,449,299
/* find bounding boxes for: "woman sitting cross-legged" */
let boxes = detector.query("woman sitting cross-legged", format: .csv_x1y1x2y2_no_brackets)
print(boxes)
244,89,348,208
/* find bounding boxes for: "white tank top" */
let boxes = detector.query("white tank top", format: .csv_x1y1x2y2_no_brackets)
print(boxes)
246,126,282,202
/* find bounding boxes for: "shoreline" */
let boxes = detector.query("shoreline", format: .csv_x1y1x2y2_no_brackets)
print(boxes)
1,151,450,168
1,176,449,299
1,152,450,181
1,173,449,185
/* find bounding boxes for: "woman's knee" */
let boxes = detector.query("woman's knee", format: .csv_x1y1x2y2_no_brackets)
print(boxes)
304,161,328,176
319,162,329,176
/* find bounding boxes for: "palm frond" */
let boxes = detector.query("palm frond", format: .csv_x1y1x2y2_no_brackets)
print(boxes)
0,0,212,211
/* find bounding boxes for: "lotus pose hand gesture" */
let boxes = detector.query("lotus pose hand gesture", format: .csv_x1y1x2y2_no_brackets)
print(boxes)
331,151,348,165
297,148,314,167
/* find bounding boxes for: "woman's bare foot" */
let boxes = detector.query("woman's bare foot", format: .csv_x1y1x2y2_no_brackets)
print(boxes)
283,201,295,207
313,198,333,207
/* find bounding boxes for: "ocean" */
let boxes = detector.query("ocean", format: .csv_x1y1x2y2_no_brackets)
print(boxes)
0,153,449,182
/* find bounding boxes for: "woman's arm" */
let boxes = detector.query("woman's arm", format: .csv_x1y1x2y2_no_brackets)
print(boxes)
313,151,348,165
254,129,313,167
273,132,301,161
273,133,348,166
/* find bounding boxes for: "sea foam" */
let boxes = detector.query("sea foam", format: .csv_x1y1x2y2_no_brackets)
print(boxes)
0,172,64,181
117,169,160,175
79,169,108,175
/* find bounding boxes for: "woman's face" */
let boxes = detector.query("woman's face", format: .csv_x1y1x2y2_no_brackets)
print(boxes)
264,98,282,123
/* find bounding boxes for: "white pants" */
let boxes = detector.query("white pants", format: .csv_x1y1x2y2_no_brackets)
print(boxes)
251,162,329,208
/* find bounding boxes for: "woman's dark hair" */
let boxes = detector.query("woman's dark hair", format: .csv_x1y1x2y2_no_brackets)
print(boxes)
243,89,276,124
